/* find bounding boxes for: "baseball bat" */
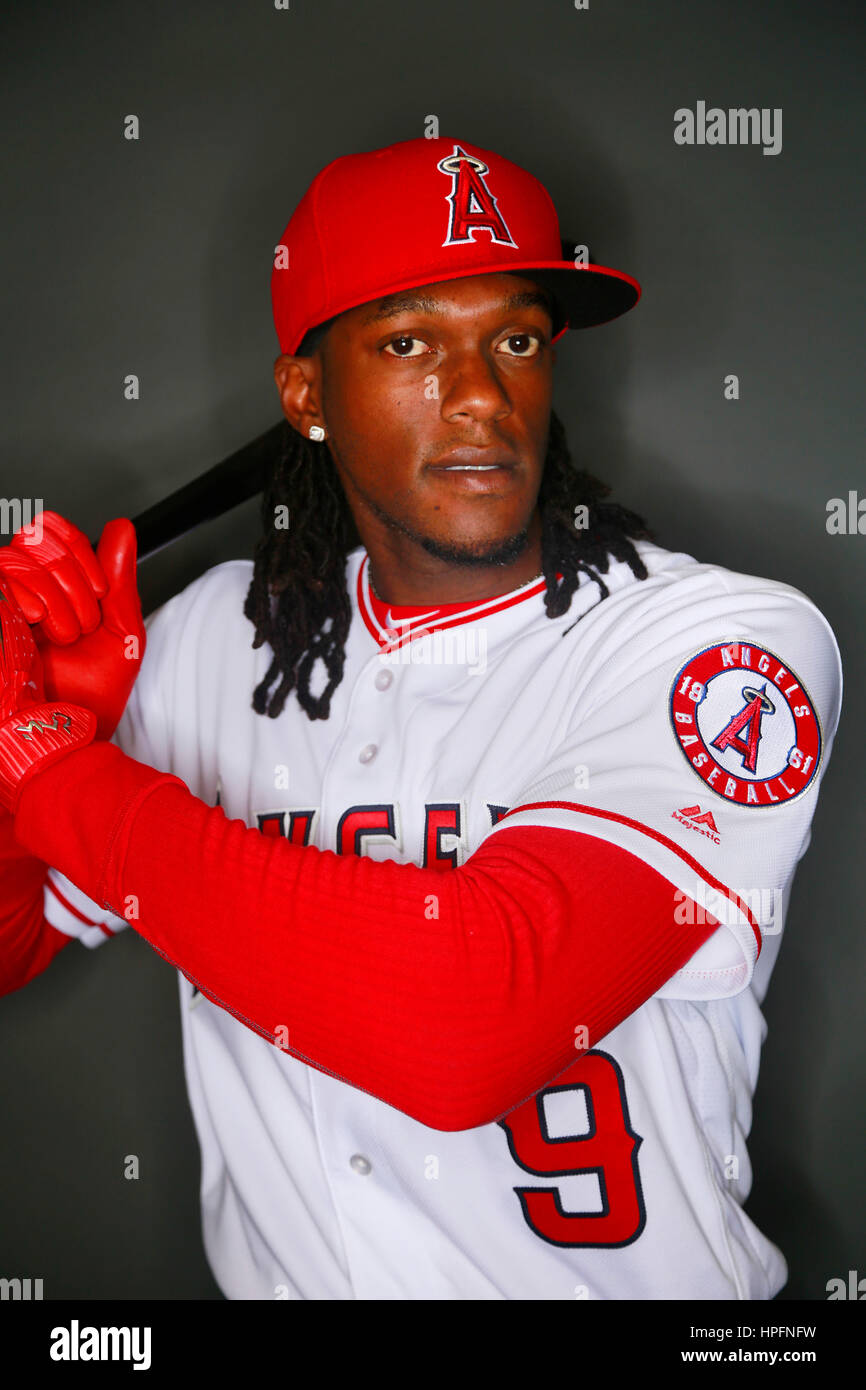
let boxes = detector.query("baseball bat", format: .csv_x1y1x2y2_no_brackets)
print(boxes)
93,420,287,562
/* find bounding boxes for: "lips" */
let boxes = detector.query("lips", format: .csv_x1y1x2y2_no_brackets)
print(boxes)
427,447,517,471
424,447,519,494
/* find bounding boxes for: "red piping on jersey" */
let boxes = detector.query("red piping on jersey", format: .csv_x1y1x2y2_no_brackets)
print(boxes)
14,741,732,1131
357,553,555,647
498,800,762,954
46,876,111,932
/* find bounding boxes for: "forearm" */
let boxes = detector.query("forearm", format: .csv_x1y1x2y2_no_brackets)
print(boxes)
13,741,718,1129
0,812,71,995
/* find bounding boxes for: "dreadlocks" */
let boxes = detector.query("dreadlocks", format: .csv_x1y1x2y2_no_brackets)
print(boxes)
244,408,652,721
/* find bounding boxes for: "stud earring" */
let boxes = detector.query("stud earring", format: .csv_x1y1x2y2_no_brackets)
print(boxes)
308,425,326,442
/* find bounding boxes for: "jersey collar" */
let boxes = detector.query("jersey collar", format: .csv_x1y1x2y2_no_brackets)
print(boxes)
357,551,557,651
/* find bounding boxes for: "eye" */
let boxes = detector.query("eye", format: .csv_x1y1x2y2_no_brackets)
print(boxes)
383,335,429,357
498,333,541,357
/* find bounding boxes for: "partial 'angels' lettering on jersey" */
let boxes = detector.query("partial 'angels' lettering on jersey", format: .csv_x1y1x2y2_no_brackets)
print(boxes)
251,802,509,866
422,803,508,868
337,804,401,858
497,1050,646,1248
669,642,822,807
257,809,317,845
423,803,462,868
437,144,518,248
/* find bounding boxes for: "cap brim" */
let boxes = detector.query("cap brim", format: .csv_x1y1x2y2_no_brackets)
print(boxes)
507,261,641,331
290,259,640,355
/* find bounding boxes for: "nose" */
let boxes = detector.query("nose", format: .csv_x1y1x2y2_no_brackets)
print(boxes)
438,347,511,427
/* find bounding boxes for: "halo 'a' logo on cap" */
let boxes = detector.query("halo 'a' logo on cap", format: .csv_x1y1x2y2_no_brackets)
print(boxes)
437,145,517,248
669,641,822,807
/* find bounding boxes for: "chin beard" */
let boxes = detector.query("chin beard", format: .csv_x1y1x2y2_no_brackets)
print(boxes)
365,495,533,568
416,527,532,568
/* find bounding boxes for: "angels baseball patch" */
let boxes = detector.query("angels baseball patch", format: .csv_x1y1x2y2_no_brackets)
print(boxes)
670,642,822,806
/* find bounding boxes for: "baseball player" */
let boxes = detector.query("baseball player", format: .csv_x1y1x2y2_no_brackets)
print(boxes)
0,136,842,1300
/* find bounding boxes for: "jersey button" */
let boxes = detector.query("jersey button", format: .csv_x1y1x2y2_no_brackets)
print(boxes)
374,669,393,691
358,743,378,763
349,1153,372,1175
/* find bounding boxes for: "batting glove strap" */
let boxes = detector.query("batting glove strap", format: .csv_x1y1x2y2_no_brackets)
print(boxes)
0,702,97,814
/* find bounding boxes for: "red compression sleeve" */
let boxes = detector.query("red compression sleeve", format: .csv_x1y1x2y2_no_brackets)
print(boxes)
0,811,72,996
14,742,728,1130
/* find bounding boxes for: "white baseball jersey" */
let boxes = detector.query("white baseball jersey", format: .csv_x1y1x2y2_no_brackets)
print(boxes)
42,539,842,1299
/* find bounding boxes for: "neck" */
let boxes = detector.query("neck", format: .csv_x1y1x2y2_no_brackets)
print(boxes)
365,512,544,606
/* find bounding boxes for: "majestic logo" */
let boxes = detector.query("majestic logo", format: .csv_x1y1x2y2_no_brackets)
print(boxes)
437,145,517,248
669,642,822,807
15,710,72,740
672,804,721,844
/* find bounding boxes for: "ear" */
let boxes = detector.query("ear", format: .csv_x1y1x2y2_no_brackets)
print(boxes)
273,354,326,438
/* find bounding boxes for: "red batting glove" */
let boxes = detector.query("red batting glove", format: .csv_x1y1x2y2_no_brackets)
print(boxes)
0,583,96,814
0,511,145,741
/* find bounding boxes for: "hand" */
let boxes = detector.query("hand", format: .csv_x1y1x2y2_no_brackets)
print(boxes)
0,582,96,813
0,579,45,724
0,511,145,741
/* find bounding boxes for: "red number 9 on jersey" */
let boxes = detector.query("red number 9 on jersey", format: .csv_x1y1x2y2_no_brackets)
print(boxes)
498,1050,645,1247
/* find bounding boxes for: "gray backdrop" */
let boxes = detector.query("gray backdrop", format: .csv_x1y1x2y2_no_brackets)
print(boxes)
1,0,862,1300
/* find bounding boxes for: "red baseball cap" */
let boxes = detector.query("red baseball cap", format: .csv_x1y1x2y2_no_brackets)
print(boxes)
271,136,640,356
